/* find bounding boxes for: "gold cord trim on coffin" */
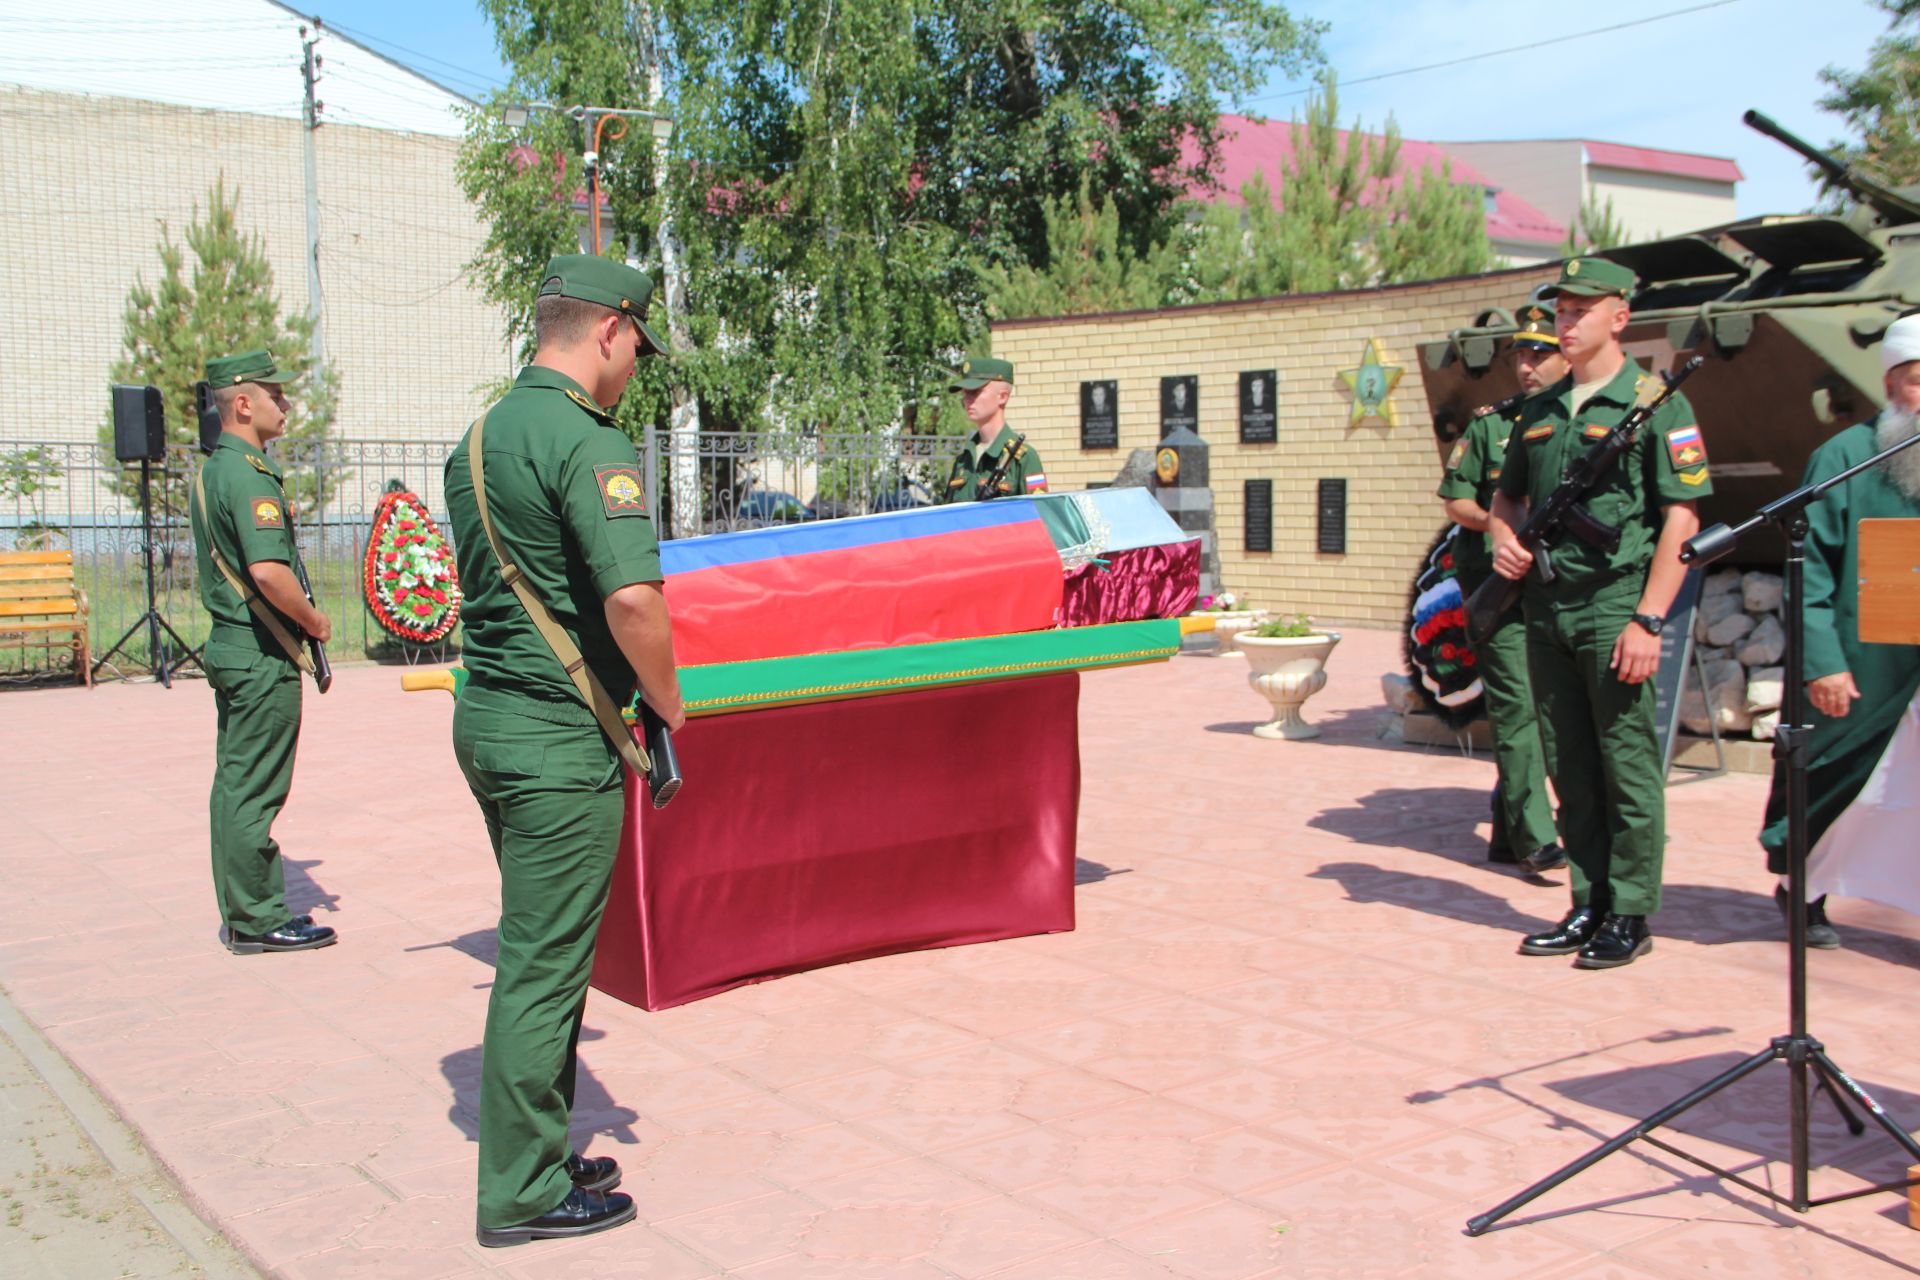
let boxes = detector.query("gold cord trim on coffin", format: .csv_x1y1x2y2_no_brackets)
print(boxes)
682,645,1180,711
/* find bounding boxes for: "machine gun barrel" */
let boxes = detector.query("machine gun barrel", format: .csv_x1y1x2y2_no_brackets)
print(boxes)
1743,109,1920,224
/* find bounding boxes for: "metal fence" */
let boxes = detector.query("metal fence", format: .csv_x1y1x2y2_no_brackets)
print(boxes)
1,428,957,681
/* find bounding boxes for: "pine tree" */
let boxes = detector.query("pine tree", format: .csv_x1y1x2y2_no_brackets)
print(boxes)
107,180,337,515
984,178,1178,319
1819,0,1920,194
1560,192,1629,254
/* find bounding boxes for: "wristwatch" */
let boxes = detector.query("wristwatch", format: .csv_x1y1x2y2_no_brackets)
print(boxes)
1631,613,1665,636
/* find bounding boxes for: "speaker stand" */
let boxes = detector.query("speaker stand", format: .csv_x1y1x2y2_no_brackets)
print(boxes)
92,457,198,686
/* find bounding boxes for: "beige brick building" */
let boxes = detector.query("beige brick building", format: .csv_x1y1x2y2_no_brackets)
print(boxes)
991,265,1557,627
0,84,509,450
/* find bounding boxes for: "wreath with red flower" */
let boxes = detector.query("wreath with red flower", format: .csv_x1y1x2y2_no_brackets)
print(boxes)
363,490,461,643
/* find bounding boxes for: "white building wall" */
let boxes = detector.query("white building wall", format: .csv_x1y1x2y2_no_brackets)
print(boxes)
1586,166,1738,240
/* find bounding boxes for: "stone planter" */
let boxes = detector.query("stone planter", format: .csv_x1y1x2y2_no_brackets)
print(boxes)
1234,631,1342,739
1195,610,1269,655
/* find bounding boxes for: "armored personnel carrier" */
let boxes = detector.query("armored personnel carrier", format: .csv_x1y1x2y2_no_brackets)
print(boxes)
1418,109,1920,546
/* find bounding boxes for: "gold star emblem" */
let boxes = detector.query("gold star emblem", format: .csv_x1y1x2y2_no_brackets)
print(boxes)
1338,338,1404,426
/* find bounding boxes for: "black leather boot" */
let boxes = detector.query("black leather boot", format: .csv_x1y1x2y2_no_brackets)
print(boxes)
1519,904,1603,956
1575,914,1652,969
1774,885,1841,950
566,1150,621,1193
477,1187,636,1248
1520,844,1567,874
223,918,337,954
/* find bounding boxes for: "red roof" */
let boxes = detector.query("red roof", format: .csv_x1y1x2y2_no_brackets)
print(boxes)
1186,115,1565,249
1581,140,1742,183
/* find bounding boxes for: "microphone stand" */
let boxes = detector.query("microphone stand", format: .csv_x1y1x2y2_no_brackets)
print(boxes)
1468,424,1920,1235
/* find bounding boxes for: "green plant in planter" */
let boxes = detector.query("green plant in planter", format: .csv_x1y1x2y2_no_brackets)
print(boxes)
1250,613,1320,639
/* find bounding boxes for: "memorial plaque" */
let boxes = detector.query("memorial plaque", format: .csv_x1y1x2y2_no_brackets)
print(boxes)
1239,370,1277,444
1080,380,1118,450
1244,479,1273,553
1160,374,1198,438
1316,478,1347,554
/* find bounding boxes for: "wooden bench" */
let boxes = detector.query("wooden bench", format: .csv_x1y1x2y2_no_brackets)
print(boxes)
0,549,90,687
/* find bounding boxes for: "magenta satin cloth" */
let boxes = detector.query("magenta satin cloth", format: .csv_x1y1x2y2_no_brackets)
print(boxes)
591,673,1082,1010
1060,541,1201,627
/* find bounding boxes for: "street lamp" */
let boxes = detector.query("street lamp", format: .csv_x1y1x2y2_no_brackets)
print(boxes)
499,100,673,256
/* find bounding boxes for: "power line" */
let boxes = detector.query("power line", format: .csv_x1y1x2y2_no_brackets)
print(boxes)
1245,0,1745,104
319,19,507,96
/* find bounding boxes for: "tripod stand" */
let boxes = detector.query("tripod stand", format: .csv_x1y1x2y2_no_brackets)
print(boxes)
92,456,198,688
1467,425,1920,1236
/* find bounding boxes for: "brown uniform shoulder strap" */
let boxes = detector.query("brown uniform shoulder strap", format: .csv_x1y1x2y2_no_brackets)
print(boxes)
192,466,314,673
466,410,651,774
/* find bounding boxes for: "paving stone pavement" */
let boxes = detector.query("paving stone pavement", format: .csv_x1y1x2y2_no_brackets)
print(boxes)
3,626,1919,1278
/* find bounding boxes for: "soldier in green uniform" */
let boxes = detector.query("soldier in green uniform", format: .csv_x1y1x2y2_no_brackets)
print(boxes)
936,355,1048,502
1757,312,1920,948
1490,257,1711,969
445,256,684,1248
1437,300,1566,873
189,349,337,956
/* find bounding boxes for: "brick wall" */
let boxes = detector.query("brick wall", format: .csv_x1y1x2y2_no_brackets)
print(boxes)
991,266,1556,627
0,86,511,449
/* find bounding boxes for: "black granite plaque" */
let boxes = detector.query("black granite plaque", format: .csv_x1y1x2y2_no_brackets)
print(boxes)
1160,375,1197,438
1244,479,1273,553
1316,478,1347,554
1238,370,1277,444
1080,380,1118,450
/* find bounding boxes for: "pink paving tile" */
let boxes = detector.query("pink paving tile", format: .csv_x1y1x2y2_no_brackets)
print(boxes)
494,1224,722,1280
733,1253,951,1279
652,1190,820,1270
1110,1198,1292,1280
984,1241,1194,1280
921,1194,1099,1278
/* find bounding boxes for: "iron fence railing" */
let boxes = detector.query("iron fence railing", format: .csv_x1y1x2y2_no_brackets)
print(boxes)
2,427,960,681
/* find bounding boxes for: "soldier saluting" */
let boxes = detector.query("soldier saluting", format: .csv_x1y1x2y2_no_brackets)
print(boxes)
936,355,1048,502
190,349,337,956
1488,257,1711,969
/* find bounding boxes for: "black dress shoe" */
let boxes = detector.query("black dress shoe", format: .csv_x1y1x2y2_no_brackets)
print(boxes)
1774,885,1842,950
1519,904,1603,956
1574,914,1652,969
566,1150,621,1193
477,1187,636,1248
222,919,338,955
1521,844,1567,874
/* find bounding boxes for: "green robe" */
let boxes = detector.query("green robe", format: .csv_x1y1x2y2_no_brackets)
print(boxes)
1760,417,1920,869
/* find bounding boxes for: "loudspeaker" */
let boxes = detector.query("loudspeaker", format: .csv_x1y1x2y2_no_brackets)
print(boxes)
111,384,166,462
193,381,223,456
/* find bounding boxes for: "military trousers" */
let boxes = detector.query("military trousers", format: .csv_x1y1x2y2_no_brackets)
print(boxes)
205,637,302,934
1525,589,1666,915
1472,597,1556,857
453,687,626,1229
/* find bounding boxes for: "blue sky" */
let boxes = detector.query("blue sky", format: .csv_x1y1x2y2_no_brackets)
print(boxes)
312,0,1891,217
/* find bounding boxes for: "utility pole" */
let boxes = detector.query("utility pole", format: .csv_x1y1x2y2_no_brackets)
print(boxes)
299,20,327,367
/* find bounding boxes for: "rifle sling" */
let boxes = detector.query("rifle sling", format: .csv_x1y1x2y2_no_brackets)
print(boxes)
467,410,652,775
192,467,316,674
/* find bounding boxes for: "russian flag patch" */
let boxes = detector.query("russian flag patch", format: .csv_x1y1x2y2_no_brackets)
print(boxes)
1666,425,1706,468
1024,473,1047,491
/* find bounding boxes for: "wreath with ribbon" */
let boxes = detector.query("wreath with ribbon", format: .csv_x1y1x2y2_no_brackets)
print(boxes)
363,488,461,644
1403,523,1485,728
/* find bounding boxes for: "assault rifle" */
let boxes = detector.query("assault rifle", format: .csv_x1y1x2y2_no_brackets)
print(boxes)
975,432,1028,501
291,555,333,693
1464,355,1704,645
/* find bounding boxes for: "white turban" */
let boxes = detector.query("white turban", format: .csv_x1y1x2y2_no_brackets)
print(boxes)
1884,314,1920,372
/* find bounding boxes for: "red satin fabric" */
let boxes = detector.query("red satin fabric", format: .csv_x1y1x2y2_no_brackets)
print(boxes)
591,673,1082,1010
667,522,1064,666
1060,541,1201,627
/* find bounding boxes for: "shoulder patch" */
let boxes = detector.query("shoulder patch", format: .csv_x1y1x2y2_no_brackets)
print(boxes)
1582,423,1611,440
1488,466,1502,481
594,465,649,517
948,475,967,489
1666,424,1707,468
1445,440,1467,471
1677,467,1710,486
250,497,284,529
1024,472,1047,491
1523,423,1555,442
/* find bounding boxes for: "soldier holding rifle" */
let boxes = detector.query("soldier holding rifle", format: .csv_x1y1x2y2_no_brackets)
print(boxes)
1488,257,1711,969
1438,300,1566,873
937,355,1048,502
190,349,337,956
